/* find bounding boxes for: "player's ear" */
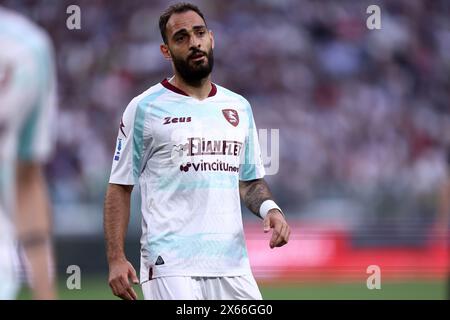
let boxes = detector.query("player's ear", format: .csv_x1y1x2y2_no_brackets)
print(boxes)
160,44,172,61
209,30,214,50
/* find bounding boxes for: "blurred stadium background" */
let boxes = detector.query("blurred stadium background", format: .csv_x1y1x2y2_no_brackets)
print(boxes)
3,0,449,299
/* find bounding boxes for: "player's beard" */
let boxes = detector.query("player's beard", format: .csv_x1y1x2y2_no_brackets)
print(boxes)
171,48,214,86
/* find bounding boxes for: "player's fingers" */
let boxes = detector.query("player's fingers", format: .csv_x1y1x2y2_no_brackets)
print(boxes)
127,286,138,300
118,290,134,301
263,216,271,233
285,225,291,243
128,265,140,284
272,223,286,248
121,275,137,300
270,223,283,248
278,224,291,247
278,223,289,245
276,237,288,247
118,276,135,300
109,278,124,297
108,281,117,296
123,271,138,300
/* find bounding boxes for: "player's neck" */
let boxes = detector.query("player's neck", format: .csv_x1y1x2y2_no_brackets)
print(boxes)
170,74,212,101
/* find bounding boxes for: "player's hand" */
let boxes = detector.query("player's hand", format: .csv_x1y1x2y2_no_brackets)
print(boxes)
108,259,139,300
263,209,290,249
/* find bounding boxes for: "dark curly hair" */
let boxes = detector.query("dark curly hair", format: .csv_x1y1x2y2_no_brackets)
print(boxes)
159,3,207,44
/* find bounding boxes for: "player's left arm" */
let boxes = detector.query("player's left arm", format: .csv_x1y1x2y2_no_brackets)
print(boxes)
239,179,290,248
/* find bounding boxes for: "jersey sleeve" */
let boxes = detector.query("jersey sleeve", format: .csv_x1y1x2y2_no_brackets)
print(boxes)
14,32,57,162
239,100,265,181
109,97,152,185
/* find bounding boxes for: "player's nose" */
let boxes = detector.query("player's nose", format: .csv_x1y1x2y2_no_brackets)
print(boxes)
189,35,202,49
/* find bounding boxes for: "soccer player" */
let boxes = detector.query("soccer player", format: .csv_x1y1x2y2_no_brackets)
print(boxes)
0,7,57,299
104,2,290,300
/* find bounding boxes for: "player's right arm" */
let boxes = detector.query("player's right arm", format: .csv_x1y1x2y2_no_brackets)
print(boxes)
103,96,149,300
104,183,139,300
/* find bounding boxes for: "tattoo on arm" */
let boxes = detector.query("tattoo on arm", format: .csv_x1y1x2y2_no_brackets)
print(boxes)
240,179,273,217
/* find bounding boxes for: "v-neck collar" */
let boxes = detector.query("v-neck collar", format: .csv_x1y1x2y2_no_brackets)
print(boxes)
161,78,217,98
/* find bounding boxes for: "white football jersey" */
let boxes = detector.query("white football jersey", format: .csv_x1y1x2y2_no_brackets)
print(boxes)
0,7,57,299
109,78,265,282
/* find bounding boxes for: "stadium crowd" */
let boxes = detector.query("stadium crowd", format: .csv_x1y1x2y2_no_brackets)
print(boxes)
4,0,449,232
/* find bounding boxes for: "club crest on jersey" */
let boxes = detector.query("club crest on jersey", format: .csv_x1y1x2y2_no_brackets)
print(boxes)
222,109,239,127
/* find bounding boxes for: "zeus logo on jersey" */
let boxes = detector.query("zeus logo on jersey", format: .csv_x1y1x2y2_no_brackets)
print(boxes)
163,116,192,125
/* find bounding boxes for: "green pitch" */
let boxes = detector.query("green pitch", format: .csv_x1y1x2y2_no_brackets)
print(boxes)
17,277,447,300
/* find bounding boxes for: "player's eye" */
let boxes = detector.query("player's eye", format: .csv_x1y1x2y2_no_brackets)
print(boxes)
175,35,185,42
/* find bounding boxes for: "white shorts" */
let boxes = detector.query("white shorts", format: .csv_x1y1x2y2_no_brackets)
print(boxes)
142,275,263,300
